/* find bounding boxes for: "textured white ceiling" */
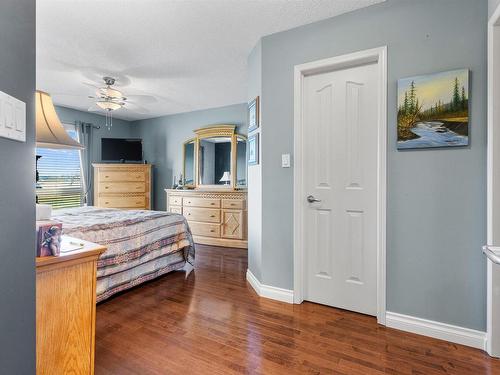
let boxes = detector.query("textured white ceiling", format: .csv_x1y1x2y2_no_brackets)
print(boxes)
37,0,383,121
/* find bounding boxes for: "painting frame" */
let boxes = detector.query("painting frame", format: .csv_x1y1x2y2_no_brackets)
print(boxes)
397,68,470,150
248,133,259,166
248,96,260,132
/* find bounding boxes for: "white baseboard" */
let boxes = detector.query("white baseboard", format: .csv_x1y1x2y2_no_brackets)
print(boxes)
386,311,487,350
246,269,294,304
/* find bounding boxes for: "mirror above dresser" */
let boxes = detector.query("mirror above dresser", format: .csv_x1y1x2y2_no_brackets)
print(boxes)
180,125,247,190
167,125,248,249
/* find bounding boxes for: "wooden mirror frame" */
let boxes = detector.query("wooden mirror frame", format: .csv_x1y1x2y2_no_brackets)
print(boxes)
181,125,246,190
235,134,248,188
182,138,196,188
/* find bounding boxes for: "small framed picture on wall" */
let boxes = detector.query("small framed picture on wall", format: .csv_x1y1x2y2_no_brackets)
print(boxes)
248,133,259,165
248,96,260,132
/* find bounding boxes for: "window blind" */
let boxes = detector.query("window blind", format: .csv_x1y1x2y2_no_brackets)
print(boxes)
36,124,84,208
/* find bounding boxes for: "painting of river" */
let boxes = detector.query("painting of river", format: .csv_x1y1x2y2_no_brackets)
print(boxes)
397,69,469,149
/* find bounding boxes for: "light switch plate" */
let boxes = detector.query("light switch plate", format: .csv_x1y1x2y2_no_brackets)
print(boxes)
282,153,291,168
0,90,26,142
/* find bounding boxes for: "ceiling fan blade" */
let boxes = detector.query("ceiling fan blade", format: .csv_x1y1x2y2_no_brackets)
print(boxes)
82,81,101,89
125,94,158,105
88,106,102,112
51,92,86,98
124,101,150,114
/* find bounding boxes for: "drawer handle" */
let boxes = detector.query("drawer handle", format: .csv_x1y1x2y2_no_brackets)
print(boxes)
210,215,215,217
187,201,191,204
210,229,215,233
105,186,109,189
136,202,141,204
230,203,235,206
210,203,215,205
188,213,191,216
105,175,109,178
105,202,109,204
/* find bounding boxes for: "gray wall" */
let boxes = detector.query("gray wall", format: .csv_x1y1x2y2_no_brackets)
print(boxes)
247,41,263,281
133,104,247,210
0,0,36,372
259,0,487,330
490,0,500,17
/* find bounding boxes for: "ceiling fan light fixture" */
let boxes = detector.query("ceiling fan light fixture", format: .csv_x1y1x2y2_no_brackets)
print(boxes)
96,100,122,111
98,87,124,99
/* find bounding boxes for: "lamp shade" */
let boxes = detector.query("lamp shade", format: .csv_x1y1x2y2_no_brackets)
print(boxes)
219,171,231,183
36,90,84,149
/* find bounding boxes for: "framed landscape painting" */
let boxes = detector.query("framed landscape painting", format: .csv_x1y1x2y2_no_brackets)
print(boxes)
397,69,469,149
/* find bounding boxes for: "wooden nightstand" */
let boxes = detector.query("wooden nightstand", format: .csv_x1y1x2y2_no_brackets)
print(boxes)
36,236,105,375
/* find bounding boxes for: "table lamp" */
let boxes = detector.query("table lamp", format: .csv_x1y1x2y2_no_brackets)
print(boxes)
36,90,84,220
219,171,230,186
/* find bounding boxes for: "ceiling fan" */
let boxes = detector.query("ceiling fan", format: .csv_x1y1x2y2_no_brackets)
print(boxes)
87,77,129,130
52,72,162,128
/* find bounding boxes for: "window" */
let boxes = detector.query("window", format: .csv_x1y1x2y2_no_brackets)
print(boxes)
36,124,84,208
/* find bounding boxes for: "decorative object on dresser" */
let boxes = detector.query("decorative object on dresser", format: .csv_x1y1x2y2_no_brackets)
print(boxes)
36,221,62,257
166,189,247,249
93,163,152,210
168,124,248,249
36,236,105,375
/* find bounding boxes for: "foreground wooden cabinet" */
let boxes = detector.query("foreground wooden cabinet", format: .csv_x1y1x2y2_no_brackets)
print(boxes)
93,163,152,210
166,189,247,249
36,238,105,375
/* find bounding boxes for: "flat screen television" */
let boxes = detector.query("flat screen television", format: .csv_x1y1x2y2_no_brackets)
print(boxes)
101,138,143,162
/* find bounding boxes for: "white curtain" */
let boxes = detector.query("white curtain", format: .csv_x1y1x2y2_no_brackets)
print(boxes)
76,121,94,206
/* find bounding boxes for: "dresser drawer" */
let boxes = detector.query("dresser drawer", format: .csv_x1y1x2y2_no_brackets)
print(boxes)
183,207,220,223
169,206,182,214
99,170,145,182
189,222,220,238
100,182,145,193
222,199,246,210
183,197,220,208
98,196,146,208
169,195,183,206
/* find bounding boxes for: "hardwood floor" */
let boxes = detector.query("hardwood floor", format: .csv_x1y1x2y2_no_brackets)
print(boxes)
95,245,500,374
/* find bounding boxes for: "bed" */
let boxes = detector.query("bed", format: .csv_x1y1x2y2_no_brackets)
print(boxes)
51,206,195,302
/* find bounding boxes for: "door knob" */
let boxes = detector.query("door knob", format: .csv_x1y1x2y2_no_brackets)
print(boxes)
307,195,321,203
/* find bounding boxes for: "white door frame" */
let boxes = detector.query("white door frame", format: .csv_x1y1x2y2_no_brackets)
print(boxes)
487,4,500,358
293,46,387,325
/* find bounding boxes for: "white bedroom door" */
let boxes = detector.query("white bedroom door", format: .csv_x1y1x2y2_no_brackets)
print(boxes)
302,61,379,316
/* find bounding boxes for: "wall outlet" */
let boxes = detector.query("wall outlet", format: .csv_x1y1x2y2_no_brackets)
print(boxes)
282,153,291,168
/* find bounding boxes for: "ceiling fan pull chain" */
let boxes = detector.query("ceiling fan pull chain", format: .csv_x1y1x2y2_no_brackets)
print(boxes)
105,109,113,131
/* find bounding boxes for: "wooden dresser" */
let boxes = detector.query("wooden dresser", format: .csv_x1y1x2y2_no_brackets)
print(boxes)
166,189,247,249
36,237,105,375
93,163,152,210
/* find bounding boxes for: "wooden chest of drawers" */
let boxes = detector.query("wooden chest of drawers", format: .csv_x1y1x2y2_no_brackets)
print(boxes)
93,164,152,210
165,189,247,249
36,237,105,375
